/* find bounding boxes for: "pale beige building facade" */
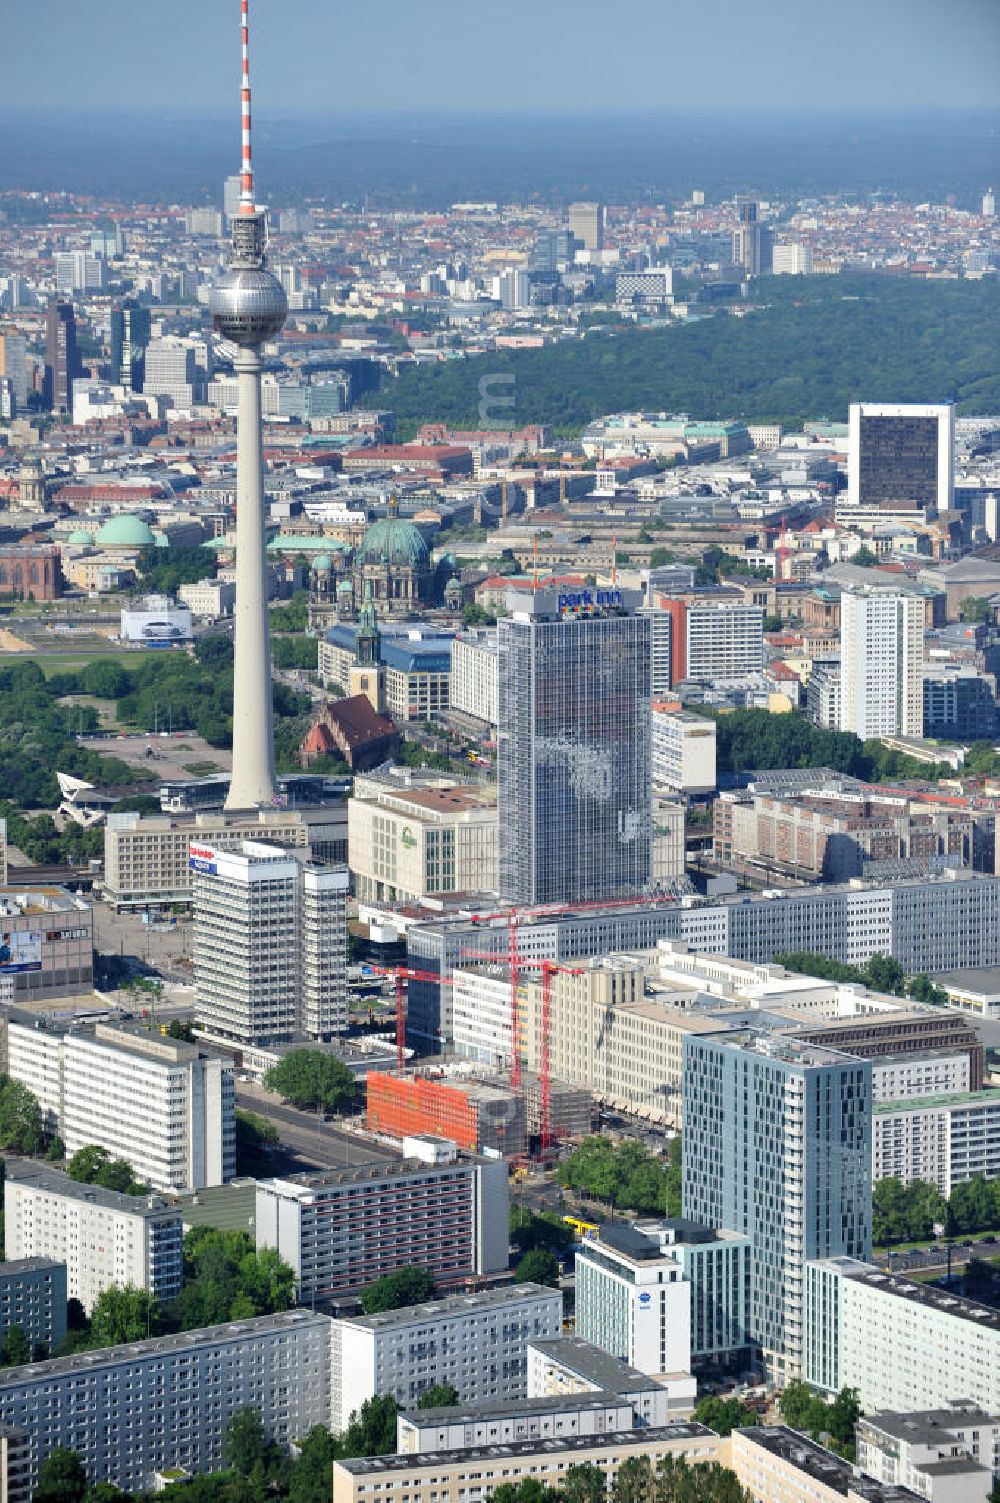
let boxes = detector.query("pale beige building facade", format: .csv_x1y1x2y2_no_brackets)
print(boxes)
348,768,497,904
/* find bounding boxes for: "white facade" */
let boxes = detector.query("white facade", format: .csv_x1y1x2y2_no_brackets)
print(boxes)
330,1285,562,1433
450,630,499,725
846,402,954,513
639,607,673,696
193,841,348,1045
177,578,235,620
526,1338,688,1424
806,1257,1000,1415
651,796,685,885
651,707,717,793
144,338,196,408
4,1167,183,1313
397,1394,638,1454
348,769,497,905
6,1021,235,1191
873,1089,1000,1196
857,1407,998,1503
840,589,924,740
452,968,514,1069
574,1235,691,1378
685,602,764,681
871,1051,971,1103
0,1310,332,1498
772,243,814,275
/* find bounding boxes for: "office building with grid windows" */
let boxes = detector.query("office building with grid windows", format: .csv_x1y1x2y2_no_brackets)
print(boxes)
193,840,348,1045
682,1032,872,1385
0,1310,331,1497
497,587,651,905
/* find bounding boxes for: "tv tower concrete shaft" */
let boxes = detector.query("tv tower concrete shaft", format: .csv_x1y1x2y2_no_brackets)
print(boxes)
210,0,287,809
227,343,275,809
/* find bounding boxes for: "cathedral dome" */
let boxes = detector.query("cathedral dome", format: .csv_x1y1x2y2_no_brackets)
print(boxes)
358,514,429,569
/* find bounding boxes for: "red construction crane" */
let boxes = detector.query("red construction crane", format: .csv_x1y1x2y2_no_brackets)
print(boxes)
368,964,450,1073
458,944,582,1153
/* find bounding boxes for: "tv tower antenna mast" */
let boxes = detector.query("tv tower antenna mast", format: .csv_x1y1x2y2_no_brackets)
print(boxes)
210,0,288,810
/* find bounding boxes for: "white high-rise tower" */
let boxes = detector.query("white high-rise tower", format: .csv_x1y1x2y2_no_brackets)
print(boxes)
209,0,287,810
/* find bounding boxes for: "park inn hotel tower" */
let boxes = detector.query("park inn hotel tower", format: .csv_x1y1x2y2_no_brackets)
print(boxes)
498,585,651,905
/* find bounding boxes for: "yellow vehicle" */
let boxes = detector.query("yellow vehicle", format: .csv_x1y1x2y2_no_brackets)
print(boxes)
562,1215,599,1240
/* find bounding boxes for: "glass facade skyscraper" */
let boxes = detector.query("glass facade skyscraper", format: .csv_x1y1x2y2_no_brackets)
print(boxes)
497,586,651,905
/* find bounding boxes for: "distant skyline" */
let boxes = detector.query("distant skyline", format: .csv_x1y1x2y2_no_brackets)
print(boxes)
3,0,999,116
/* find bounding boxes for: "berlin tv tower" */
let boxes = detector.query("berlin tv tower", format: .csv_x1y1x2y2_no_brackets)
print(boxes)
210,0,287,810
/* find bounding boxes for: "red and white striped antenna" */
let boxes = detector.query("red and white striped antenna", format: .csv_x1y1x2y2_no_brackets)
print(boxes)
239,0,256,215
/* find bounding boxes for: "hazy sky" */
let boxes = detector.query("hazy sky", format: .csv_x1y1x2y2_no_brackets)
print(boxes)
3,0,999,116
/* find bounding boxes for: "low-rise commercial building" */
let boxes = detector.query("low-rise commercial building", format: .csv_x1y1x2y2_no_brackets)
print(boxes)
332,1426,723,1503
3,1162,183,1313
805,1257,1000,1415
0,1260,67,1356
319,624,452,722
348,766,497,904
0,888,93,1001
396,1393,638,1455
103,805,348,910
934,967,1000,1021
256,1145,509,1305
366,1071,526,1156
526,1337,683,1425
857,1406,999,1503
330,1284,561,1434
872,1089,1000,1196
0,1310,332,1498
6,1020,235,1192
729,1426,926,1503
177,577,235,620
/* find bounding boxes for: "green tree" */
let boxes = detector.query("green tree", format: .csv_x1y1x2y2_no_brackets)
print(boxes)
510,1207,575,1257
44,1135,65,1162
961,595,991,623
235,1108,278,1174
34,1447,88,1503
0,1076,41,1154
906,974,949,1006
829,1387,862,1449
417,1382,460,1409
174,1226,295,1330
359,1265,436,1315
66,1145,147,1197
612,1455,653,1503
692,1395,760,1436
264,1050,357,1113
83,1484,131,1503
563,1464,608,1503
515,1248,560,1287
289,1424,339,1503
89,1285,162,1347
223,1407,267,1477
864,954,906,996
1,1323,29,1366
339,1394,400,1458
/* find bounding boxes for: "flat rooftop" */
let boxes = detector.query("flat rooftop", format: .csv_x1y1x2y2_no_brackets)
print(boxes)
339,1283,557,1333
935,966,1000,996
874,1088,1000,1115
335,1424,717,1476
527,1336,663,1396
0,1309,328,1386
400,1391,627,1426
4,1160,176,1219
830,1258,1000,1334
259,1152,487,1194
861,1406,996,1446
737,1427,924,1502
0,1258,66,1277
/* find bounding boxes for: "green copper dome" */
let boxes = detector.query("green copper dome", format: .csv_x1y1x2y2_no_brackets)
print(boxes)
358,498,429,570
95,514,157,548
312,553,334,572
67,528,94,545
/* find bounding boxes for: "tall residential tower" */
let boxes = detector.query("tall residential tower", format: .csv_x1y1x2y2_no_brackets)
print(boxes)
209,0,287,810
